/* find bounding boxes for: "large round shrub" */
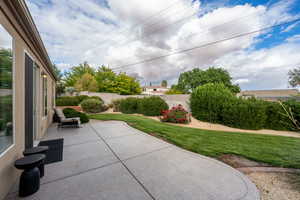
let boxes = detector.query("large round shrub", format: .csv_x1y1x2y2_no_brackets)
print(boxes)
139,96,169,116
119,97,141,114
190,83,234,123
76,95,89,103
88,96,104,104
63,108,89,123
81,99,103,113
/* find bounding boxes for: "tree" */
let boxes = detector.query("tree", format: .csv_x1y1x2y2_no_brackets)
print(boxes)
64,62,95,87
95,66,117,92
174,67,240,93
94,66,142,95
74,73,98,92
288,67,300,87
52,64,65,96
161,80,167,87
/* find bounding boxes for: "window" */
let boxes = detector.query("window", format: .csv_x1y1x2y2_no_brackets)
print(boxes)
42,73,47,116
0,24,13,154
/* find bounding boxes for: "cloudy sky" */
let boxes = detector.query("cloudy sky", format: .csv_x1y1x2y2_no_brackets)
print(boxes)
27,0,300,90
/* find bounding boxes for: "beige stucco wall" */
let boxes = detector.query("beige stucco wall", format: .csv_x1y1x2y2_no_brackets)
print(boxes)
0,9,55,199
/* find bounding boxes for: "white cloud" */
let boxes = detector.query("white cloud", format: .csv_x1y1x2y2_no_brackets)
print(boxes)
281,22,299,32
286,34,300,42
27,0,300,89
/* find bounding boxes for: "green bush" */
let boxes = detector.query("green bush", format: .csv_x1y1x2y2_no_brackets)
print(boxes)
190,83,234,123
63,108,89,123
87,96,104,103
76,95,89,102
56,96,80,106
119,97,141,114
221,98,267,130
111,99,122,112
81,99,104,113
56,95,104,106
138,96,169,116
190,83,300,131
263,102,292,130
284,100,300,123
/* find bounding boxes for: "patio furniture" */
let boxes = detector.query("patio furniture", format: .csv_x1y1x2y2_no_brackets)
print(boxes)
23,146,49,177
54,108,80,128
14,154,45,197
38,138,64,164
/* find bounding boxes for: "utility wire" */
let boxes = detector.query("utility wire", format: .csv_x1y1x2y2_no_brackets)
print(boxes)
111,9,267,64
111,17,300,71
93,0,189,46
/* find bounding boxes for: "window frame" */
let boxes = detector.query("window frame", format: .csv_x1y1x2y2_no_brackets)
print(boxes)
42,73,48,117
0,26,15,157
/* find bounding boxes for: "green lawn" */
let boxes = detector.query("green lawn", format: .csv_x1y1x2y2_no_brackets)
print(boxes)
90,113,300,169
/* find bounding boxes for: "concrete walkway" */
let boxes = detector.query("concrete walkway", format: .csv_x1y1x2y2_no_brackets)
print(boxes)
6,120,259,200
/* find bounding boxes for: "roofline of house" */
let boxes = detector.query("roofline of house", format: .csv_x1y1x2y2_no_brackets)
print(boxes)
1,0,57,81
241,89,299,92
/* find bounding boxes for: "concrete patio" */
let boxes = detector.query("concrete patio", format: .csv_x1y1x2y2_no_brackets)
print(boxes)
6,120,260,200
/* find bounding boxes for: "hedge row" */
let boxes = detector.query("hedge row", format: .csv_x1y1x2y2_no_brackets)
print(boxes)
56,95,103,106
119,96,169,116
190,83,299,131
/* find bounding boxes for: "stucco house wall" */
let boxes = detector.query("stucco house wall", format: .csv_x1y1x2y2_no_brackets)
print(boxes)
0,1,56,199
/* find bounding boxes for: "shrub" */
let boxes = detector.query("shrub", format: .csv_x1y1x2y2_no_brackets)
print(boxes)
284,100,300,123
88,96,104,104
263,102,293,130
81,99,104,113
111,99,122,112
190,83,300,130
165,89,184,95
119,97,141,114
221,98,267,130
56,96,80,106
190,83,235,123
76,95,89,103
160,105,190,124
63,108,89,123
138,96,169,116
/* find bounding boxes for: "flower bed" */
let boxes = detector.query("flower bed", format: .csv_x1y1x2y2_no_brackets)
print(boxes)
160,105,191,124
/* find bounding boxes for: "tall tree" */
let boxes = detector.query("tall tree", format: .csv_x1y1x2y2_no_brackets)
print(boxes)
52,64,65,96
95,66,116,92
288,67,300,87
74,73,98,92
174,67,240,93
64,62,95,87
161,80,167,87
94,66,142,95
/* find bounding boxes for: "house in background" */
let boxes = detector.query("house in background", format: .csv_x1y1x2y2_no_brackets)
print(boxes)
237,89,299,101
0,1,57,199
142,86,169,95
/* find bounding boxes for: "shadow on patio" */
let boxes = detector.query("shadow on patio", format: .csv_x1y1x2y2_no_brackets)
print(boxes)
6,120,259,200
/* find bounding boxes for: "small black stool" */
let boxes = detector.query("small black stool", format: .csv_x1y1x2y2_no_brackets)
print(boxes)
23,146,49,177
15,154,45,197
